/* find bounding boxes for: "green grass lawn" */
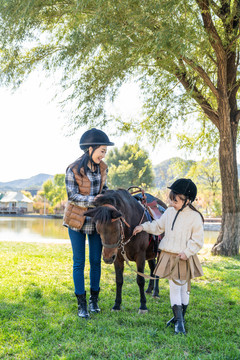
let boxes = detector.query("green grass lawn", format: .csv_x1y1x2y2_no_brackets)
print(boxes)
0,241,239,360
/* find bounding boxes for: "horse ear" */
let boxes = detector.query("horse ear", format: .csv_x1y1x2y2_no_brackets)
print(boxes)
111,209,122,219
84,208,97,217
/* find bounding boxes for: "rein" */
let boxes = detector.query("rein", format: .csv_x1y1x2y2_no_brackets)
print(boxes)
121,251,191,292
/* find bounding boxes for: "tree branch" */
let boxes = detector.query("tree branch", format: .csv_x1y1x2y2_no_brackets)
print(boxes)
207,52,217,65
227,31,240,51
229,78,240,98
182,56,219,98
209,0,223,19
196,0,225,58
174,68,219,128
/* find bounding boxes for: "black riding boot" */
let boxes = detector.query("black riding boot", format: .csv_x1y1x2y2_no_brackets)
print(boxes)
76,292,89,319
166,303,188,327
89,288,100,313
171,304,186,335
182,304,188,319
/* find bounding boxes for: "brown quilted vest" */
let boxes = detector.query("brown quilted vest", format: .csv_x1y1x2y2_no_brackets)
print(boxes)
63,160,108,230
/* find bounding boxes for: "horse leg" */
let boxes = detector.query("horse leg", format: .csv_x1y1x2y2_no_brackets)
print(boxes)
145,259,155,294
112,259,124,311
147,259,160,298
153,276,160,298
136,257,148,314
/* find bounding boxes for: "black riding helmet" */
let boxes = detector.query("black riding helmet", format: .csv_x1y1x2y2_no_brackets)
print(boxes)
79,128,114,150
168,178,197,230
168,178,197,202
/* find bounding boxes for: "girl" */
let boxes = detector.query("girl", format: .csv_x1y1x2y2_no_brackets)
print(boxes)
63,128,114,319
133,178,204,334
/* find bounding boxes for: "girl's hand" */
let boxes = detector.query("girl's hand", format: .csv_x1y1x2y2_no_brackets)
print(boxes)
178,252,188,261
133,225,143,236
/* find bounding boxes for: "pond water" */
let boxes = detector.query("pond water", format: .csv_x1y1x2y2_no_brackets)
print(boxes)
0,216,219,245
0,217,69,244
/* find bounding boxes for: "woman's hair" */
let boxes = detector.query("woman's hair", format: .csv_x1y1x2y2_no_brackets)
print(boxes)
71,145,100,176
169,190,204,223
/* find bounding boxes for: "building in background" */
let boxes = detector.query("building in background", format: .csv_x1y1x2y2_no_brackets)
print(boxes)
0,191,33,213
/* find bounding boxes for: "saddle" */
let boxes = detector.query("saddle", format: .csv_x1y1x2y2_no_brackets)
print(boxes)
128,186,166,258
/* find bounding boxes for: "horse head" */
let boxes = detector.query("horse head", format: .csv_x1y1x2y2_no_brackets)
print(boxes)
84,205,124,264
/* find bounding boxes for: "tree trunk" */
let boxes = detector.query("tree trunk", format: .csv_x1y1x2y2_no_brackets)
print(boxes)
212,111,240,255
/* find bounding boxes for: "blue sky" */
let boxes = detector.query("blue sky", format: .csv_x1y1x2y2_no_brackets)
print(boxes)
1,72,191,182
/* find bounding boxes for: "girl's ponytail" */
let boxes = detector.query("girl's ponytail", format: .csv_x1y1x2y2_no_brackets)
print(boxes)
189,203,204,223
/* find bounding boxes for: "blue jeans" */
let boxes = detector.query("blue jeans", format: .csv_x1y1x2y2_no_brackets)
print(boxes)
68,228,102,295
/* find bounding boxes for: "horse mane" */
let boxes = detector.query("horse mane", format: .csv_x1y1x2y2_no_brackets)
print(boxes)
91,189,140,224
94,189,132,208
88,207,115,224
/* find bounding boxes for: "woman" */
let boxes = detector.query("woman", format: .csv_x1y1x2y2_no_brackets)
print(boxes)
63,128,114,319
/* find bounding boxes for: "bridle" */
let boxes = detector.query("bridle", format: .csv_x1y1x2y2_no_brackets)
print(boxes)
99,204,145,250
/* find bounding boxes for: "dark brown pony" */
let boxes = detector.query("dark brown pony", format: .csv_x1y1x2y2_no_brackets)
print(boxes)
85,189,167,313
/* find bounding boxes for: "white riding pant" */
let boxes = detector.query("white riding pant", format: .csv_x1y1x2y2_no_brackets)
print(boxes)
169,279,189,307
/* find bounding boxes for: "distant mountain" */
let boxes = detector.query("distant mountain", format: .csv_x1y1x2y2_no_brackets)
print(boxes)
1,157,240,193
0,173,54,192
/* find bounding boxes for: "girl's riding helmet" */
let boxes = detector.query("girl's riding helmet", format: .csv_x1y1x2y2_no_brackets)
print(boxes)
168,178,197,202
79,128,114,150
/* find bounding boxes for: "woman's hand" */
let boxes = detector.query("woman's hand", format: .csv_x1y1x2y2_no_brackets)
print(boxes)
178,252,188,261
133,225,144,236
94,194,103,201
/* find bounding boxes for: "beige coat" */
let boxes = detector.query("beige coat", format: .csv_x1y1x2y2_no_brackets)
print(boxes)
142,206,204,258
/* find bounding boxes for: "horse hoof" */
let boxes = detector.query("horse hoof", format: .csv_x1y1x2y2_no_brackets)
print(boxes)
145,290,153,295
111,305,121,311
152,294,160,299
138,309,148,314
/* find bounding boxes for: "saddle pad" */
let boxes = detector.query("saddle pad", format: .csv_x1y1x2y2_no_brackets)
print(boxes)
132,192,165,221
147,200,163,220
